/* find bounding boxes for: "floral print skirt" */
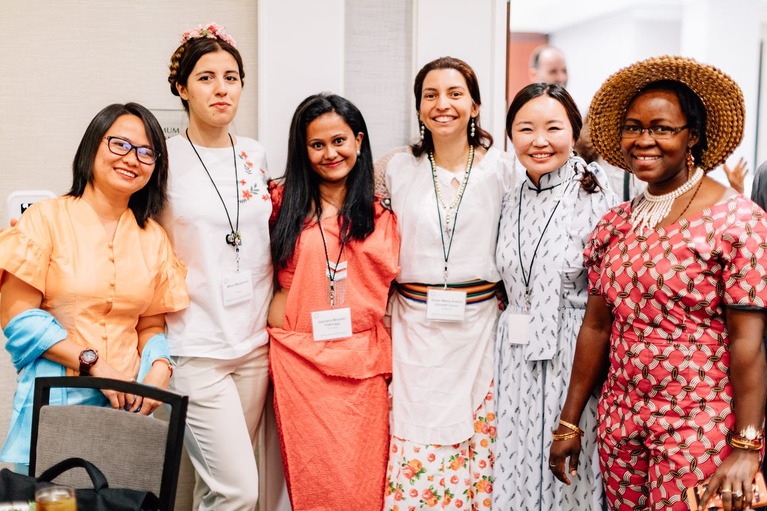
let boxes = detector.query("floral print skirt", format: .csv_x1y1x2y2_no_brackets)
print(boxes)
384,384,496,510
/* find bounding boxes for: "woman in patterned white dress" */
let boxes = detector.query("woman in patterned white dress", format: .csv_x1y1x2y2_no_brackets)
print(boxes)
494,83,616,510
377,56,518,510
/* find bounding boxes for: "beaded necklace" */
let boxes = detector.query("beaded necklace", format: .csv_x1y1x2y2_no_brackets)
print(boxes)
630,167,703,230
429,145,475,237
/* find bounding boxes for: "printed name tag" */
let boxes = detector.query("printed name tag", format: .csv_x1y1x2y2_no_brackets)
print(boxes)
426,288,467,321
505,313,531,344
221,270,253,306
311,307,353,341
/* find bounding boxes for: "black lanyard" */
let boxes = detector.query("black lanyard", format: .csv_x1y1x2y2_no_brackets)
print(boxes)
431,152,474,286
516,173,574,309
186,129,241,251
317,215,346,308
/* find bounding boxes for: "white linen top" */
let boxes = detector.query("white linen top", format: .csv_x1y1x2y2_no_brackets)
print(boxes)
378,146,520,444
160,135,273,358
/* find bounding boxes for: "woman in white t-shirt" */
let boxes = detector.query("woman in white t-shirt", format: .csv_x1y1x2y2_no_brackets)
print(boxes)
161,23,272,510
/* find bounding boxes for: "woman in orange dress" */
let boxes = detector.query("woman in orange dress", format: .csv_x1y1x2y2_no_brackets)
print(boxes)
267,93,400,510
0,103,188,473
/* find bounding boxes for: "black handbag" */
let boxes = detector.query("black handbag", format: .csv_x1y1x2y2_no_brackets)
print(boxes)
0,457,161,511
0,466,50,502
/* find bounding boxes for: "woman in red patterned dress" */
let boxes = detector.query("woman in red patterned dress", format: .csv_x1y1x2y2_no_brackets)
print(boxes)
549,56,767,511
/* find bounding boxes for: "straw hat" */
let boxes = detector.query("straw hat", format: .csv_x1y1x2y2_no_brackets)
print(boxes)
588,55,744,172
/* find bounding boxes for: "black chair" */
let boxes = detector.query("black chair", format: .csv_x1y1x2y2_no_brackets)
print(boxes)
29,376,188,510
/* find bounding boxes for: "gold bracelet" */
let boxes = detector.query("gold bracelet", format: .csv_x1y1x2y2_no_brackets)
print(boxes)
152,358,174,378
559,419,585,437
551,430,581,441
729,436,763,451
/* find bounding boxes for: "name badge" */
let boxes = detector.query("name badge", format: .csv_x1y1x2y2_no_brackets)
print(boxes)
311,307,353,341
426,288,467,321
221,270,253,307
505,313,531,344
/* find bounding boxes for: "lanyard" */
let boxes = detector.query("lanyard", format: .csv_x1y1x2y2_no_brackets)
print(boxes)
516,173,574,310
430,148,475,286
186,129,242,270
317,215,346,308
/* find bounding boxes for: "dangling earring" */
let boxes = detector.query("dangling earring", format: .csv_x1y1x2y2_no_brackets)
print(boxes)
470,118,476,138
686,150,695,175
420,121,425,142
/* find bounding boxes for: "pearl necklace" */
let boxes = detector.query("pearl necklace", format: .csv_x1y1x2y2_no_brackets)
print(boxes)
429,145,475,237
630,167,704,231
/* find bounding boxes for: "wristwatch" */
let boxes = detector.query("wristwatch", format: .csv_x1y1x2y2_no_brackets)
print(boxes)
78,348,99,376
740,426,763,442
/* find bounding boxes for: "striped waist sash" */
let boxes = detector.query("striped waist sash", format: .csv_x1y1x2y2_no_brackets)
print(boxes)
397,280,499,304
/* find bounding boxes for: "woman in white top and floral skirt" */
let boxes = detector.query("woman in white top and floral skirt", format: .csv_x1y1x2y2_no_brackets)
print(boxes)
376,56,518,510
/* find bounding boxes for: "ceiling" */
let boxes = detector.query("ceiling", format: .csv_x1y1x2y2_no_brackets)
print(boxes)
509,0,766,34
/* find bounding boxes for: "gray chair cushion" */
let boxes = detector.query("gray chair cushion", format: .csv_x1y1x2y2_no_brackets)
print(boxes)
34,404,168,496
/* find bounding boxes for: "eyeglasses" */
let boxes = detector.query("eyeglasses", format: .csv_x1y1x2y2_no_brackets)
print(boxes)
620,125,689,140
105,136,159,164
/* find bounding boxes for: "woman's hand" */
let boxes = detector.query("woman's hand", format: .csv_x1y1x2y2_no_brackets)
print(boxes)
723,157,749,194
132,360,172,416
89,358,135,410
699,449,760,511
548,428,582,485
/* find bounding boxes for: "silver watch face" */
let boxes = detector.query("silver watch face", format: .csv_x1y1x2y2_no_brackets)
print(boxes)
81,350,98,364
743,426,758,441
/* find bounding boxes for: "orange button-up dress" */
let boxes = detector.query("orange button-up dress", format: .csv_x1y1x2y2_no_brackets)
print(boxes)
0,196,189,377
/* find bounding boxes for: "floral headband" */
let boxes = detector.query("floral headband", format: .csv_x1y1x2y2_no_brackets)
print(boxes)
180,22,237,48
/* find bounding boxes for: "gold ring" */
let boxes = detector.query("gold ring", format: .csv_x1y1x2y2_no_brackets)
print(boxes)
721,489,732,494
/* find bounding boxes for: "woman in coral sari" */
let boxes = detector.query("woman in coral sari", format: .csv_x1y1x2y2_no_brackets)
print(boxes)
267,93,400,510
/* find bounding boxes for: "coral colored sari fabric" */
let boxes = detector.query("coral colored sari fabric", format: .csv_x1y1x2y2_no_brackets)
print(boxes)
268,190,400,511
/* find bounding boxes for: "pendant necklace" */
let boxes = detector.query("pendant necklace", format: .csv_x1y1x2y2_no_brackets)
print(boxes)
187,129,242,269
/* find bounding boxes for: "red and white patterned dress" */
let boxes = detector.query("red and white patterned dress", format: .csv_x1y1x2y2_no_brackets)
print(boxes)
585,194,767,511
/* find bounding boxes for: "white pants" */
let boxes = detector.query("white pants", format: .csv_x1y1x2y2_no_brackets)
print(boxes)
171,344,269,511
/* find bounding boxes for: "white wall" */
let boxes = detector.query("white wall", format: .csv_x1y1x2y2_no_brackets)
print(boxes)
0,1,259,224
257,0,344,177
549,7,680,117
415,0,509,146
345,0,414,159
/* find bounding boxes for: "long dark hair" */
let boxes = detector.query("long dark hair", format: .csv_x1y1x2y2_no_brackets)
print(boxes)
68,103,168,227
271,93,375,268
410,56,493,158
632,80,708,167
506,83,600,193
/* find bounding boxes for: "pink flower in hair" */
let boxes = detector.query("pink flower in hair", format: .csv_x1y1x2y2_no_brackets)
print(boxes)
180,22,237,48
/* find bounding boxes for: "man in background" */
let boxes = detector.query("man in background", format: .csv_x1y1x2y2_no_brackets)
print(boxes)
528,45,568,87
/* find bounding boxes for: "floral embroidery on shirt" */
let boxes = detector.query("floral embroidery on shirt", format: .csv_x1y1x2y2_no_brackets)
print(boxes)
237,150,269,202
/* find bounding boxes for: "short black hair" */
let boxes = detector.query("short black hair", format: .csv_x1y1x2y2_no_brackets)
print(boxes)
68,103,169,227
